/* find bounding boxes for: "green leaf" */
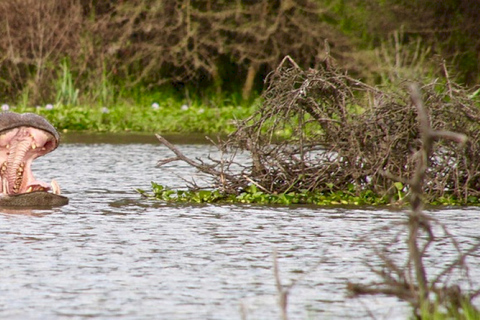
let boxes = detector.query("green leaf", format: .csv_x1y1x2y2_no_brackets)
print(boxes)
394,182,404,191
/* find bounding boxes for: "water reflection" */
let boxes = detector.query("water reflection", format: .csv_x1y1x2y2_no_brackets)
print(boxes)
0,208,51,216
0,137,478,319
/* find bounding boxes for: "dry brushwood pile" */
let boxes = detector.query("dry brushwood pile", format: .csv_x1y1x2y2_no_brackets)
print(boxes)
158,56,480,201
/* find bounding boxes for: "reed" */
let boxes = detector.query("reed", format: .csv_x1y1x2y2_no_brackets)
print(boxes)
55,60,79,106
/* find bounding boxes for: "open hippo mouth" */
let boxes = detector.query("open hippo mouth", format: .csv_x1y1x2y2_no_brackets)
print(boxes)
0,112,61,196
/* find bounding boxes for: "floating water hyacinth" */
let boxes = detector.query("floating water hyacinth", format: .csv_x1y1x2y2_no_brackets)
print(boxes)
181,104,189,111
1,104,9,111
45,104,54,110
151,102,160,110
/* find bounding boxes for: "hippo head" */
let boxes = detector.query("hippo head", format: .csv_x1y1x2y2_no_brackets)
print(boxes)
0,112,68,207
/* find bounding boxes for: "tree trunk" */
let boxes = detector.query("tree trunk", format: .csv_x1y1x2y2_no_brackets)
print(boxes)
242,63,258,100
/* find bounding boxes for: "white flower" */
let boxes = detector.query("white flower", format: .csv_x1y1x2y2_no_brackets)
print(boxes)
45,104,54,110
181,104,189,111
151,102,160,110
1,104,9,111
198,108,205,114
102,107,110,114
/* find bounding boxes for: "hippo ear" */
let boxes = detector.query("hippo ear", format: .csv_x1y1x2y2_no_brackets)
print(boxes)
0,112,59,143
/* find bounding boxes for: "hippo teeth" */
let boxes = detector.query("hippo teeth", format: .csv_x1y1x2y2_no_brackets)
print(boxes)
1,161,7,194
13,162,24,194
1,177,7,195
0,161,24,194
51,179,61,195
0,160,61,195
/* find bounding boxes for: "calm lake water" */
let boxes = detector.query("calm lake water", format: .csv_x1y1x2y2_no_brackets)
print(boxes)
0,133,479,319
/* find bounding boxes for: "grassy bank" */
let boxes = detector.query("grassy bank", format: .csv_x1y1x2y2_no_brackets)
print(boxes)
1,95,258,135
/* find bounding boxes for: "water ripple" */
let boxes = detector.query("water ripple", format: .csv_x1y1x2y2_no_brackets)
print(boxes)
0,142,478,319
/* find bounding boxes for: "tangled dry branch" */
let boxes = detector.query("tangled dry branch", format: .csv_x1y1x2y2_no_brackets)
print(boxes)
158,55,480,202
348,85,480,316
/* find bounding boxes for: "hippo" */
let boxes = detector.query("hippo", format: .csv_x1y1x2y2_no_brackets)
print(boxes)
0,112,68,208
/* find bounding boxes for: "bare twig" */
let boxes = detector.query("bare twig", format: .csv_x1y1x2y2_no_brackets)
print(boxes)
271,249,327,320
273,250,289,320
156,134,236,181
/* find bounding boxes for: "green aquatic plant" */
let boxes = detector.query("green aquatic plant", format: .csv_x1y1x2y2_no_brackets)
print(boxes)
419,298,480,320
7,96,256,135
138,182,407,206
139,183,229,203
141,181,480,206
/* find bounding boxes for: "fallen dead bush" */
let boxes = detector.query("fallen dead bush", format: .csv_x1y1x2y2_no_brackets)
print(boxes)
157,55,480,203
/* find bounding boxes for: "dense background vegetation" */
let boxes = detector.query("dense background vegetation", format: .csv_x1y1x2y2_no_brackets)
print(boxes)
1,0,480,107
